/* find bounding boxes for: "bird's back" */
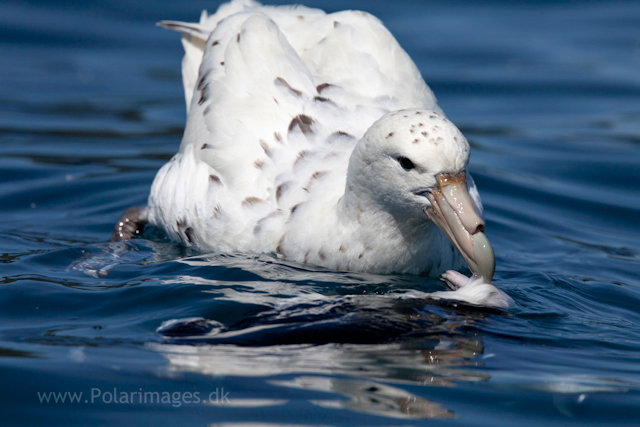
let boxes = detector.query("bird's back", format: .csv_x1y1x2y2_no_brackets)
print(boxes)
147,0,440,254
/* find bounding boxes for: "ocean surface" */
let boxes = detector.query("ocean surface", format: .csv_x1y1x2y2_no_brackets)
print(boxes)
2,0,640,425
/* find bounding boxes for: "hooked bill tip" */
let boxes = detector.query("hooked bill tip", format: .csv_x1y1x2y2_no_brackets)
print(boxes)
472,231,495,283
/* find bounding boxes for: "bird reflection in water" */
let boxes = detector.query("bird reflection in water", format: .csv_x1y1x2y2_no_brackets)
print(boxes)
148,262,503,420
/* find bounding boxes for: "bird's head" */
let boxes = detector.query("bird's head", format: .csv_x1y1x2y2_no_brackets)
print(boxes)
348,108,495,282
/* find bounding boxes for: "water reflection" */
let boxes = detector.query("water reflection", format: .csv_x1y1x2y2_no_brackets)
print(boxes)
150,336,489,384
146,260,496,419
150,339,483,419
273,376,455,419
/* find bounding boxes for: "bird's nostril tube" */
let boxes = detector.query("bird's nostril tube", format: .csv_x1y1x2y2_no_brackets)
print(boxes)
474,223,485,234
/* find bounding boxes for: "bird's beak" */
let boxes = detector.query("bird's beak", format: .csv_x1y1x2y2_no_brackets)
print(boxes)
423,173,495,283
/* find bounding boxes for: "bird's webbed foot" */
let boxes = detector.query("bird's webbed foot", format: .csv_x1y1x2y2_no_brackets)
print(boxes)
109,206,148,242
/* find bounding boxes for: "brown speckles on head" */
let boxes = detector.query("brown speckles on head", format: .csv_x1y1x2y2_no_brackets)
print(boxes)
253,159,264,169
386,132,394,139
415,111,422,115
418,122,424,127
339,244,346,253
412,138,420,144
201,143,210,150
211,39,219,46
273,97,279,105
318,250,326,261
209,174,221,184
422,131,428,137
274,131,282,142
236,33,241,42
203,105,211,116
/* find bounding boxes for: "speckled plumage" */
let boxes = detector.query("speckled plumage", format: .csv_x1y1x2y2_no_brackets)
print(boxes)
146,0,480,276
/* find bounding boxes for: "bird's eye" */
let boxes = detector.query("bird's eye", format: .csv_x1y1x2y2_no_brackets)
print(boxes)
397,156,415,171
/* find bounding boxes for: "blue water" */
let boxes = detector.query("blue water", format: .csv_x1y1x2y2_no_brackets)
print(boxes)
2,0,640,425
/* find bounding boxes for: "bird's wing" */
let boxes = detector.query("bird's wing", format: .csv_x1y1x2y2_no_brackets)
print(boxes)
182,11,324,200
